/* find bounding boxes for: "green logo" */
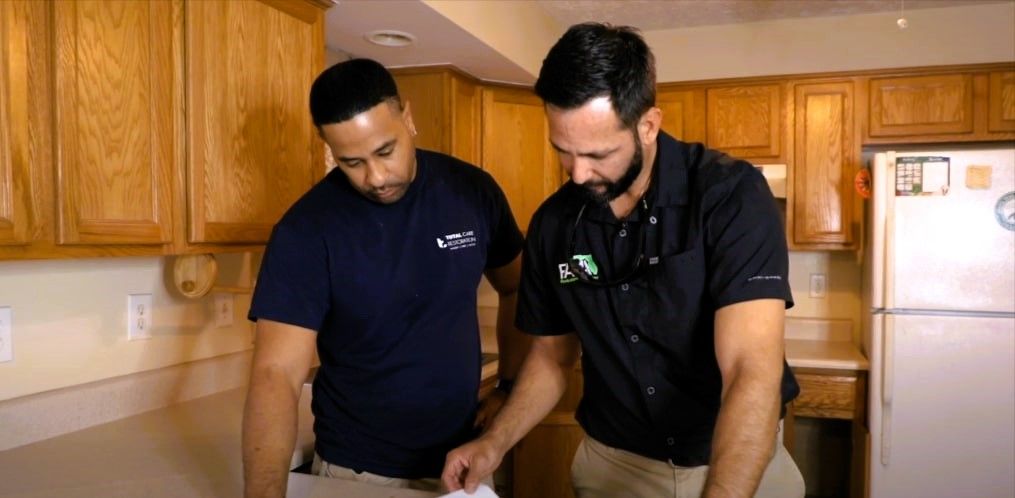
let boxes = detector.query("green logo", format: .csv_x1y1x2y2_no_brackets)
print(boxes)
572,254,599,278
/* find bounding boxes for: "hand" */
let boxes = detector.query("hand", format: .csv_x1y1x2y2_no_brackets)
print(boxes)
442,436,505,493
474,390,508,429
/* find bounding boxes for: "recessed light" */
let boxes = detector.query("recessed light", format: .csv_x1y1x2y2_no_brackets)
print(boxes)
364,30,416,47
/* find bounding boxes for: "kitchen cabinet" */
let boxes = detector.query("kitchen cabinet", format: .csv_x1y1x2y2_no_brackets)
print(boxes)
481,85,561,232
789,80,858,250
706,83,787,162
988,70,1015,132
186,0,326,244
391,67,481,165
0,0,32,247
0,0,328,260
656,87,706,143
513,363,585,498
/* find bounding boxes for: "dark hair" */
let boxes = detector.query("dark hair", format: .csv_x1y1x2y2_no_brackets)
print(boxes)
309,58,400,127
535,23,656,129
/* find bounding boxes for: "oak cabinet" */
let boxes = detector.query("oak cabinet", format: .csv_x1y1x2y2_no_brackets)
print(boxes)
988,70,1015,133
656,87,706,143
0,0,32,247
186,0,325,244
789,80,858,250
481,86,561,232
868,73,973,138
391,67,481,165
706,83,786,162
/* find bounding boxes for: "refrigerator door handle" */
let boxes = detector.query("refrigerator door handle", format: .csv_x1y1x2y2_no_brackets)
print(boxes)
881,315,895,465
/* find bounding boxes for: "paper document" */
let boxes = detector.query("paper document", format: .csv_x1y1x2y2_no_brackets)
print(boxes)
437,484,499,498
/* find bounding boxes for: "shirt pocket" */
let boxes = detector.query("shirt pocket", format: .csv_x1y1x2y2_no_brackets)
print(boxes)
638,244,706,356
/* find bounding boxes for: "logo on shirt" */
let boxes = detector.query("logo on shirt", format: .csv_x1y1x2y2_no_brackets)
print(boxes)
436,230,477,251
558,254,599,284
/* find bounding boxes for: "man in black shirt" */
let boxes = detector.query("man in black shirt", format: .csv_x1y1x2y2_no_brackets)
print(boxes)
443,24,804,498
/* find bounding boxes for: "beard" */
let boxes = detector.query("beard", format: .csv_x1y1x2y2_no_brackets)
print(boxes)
579,133,644,205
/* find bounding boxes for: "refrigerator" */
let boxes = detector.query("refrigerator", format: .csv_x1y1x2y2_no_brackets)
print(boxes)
864,148,1015,498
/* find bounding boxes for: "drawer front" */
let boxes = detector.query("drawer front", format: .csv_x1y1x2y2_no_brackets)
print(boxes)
794,373,857,419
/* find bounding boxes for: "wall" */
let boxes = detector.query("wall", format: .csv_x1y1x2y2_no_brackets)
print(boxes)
644,2,1015,82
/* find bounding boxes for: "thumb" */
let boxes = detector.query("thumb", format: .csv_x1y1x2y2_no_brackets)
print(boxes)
442,454,467,491
463,466,482,494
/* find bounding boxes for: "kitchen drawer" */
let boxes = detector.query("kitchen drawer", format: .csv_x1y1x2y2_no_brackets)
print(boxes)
793,372,858,420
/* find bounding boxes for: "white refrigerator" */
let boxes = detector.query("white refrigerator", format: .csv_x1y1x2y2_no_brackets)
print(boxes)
864,148,1015,498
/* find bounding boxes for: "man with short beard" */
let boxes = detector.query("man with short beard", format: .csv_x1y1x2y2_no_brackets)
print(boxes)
443,23,805,498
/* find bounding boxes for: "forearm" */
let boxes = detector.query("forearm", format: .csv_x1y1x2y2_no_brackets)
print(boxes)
703,373,781,498
482,342,573,453
242,369,300,498
495,292,531,381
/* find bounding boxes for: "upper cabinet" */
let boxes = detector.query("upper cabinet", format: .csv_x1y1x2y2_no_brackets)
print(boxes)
707,83,786,162
53,0,174,245
391,67,481,165
0,0,31,247
988,71,1015,133
863,67,1015,144
481,86,560,232
656,87,706,143
790,80,858,250
186,0,325,244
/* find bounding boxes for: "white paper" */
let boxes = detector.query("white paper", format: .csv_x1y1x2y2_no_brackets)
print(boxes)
437,483,499,498
922,160,950,195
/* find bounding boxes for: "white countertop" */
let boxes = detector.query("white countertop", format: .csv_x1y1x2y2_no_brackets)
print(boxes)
784,318,869,371
0,388,435,498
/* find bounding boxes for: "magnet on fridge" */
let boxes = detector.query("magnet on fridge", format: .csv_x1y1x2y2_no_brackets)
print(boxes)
855,168,872,199
965,165,992,190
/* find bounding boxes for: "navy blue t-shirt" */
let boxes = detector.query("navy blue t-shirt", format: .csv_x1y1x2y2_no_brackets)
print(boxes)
248,149,523,478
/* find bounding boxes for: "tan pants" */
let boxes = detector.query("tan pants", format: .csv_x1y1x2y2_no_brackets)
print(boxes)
311,453,443,492
571,436,805,498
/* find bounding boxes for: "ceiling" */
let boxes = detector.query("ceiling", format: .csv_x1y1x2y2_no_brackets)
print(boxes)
324,0,1010,83
537,0,1008,31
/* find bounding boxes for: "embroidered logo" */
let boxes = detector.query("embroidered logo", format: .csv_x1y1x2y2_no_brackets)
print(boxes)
559,254,599,284
436,230,477,251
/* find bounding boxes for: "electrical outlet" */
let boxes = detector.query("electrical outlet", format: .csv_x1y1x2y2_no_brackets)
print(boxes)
809,273,827,299
0,306,12,363
128,294,153,340
214,293,233,328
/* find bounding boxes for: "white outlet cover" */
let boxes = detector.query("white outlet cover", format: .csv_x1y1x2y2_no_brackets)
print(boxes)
214,293,234,328
0,306,12,363
128,294,153,340
809,273,827,299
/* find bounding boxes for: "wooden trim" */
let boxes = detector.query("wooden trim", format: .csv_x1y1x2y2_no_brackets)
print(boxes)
257,0,324,24
0,1,31,246
389,64,482,84
988,71,1015,132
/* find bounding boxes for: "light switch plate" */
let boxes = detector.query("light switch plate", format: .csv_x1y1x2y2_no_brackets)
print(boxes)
214,293,234,328
128,294,153,340
0,306,12,363
809,273,827,299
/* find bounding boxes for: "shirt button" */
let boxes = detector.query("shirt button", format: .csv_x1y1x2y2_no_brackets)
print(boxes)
620,283,630,291
646,386,656,395
666,437,675,446
619,229,628,238
630,334,640,343
649,216,657,225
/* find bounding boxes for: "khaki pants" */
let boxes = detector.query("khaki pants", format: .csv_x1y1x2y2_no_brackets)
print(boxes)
571,436,805,498
311,453,443,492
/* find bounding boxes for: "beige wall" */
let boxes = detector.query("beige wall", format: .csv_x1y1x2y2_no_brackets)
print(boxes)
645,2,1015,82
0,254,255,401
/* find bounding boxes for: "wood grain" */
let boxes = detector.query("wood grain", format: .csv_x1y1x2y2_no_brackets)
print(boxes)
53,0,174,245
792,81,855,248
393,72,447,153
988,71,1015,132
793,372,858,420
186,0,322,244
481,86,560,232
707,83,782,159
656,87,706,143
0,0,31,245
450,73,480,165
869,74,973,137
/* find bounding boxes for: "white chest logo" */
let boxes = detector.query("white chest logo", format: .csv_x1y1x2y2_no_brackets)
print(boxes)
436,230,477,251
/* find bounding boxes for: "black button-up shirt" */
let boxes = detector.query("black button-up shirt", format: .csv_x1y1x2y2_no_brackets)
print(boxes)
516,132,799,466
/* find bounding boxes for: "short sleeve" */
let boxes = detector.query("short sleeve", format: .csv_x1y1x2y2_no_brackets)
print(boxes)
515,209,574,335
705,167,794,309
480,173,524,269
247,223,331,331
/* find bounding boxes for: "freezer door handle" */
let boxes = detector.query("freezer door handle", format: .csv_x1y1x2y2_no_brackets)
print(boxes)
881,315,895,465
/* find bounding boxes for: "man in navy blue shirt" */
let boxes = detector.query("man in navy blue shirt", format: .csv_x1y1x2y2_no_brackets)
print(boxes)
242,59,526,497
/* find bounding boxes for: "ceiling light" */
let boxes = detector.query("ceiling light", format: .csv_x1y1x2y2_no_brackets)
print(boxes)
364,30,416,47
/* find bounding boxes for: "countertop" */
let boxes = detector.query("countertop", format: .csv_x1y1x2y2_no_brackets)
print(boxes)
0,388,434,498
784,318,868,371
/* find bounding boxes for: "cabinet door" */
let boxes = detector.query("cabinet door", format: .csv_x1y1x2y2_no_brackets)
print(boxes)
393,72,447,154
707,84,782,159
868,74,973,137
187,0,323,243
0,1,31,246
792,81,855,248
53,0,174,245
449,73,480,165
481,87,559,232
988,71,1015,133
656,87,706,143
